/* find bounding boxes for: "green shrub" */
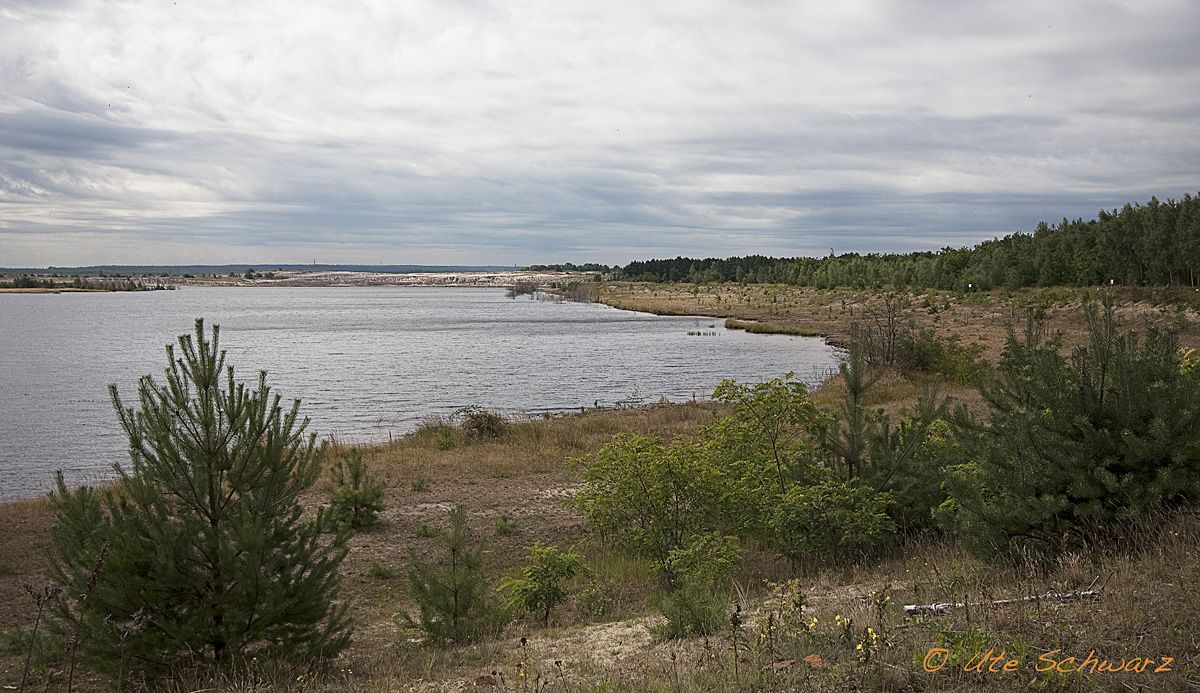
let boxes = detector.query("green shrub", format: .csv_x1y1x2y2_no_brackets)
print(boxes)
770,479,895,561
453,405,509,439
498,543,587,625
414,416,457,449
367,561,397,580
865,415,957,532
572,434,721,572
708,374,823,494
897,326,984,382
48,320,349,680
651,584,728,640
435,427,457,450
493,513,518,536
573,376,824,570
819,330,951,533
399,507,503,645
327,448,384,530
663,533,740,588
577,580,618,620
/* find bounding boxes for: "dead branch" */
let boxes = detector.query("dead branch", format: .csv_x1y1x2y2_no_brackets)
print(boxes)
903,589,1102,616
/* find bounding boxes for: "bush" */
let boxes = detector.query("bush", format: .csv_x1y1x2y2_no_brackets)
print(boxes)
663,533,740,589
650,534,740,640
399,507,503,645
770,479,895,561
498,543,587,625
572,434,722,572
651,584,728,640
573,376,824,570
506,280,539,298
327,448,384,530
708,374,823,494
453,405,509,439
896,326,984,382
577,580,618,620
48,320,349,680
367,561,397,579
435,427,457,450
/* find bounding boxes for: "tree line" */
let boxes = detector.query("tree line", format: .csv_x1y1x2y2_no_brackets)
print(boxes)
619,193,1200,290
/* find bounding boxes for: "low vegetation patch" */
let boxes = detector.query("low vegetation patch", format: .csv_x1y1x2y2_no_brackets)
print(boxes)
724,317,823,336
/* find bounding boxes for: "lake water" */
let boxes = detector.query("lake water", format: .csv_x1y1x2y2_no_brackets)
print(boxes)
0,287,839,498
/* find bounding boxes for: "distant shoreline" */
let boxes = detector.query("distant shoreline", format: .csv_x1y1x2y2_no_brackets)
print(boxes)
0,270,600,292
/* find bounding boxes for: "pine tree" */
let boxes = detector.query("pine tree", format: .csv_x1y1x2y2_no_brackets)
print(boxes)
400,506,499,645
327,448,385,530
48,319,350,679
941,295,1200,554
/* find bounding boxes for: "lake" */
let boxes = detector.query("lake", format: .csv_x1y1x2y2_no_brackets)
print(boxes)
0,287,839,498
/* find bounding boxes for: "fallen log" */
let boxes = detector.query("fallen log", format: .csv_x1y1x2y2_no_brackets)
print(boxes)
903,589,1102,615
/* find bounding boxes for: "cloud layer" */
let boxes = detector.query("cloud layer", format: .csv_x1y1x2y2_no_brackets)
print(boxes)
2,0,1198,265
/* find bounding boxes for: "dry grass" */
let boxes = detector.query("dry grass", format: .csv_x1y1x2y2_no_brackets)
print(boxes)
600,282,1200,362
724,318,825,337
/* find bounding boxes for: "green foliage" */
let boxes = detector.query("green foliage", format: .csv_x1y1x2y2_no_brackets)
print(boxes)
572,434,721,573
620,193,1200,290
435,427,457,450
410,476,430,492
941,296,1200,555
663,533,740,589
820,327,886,481
47,319,349,679
869,415,959,532
493,513,518,536
577,580,618,620
651,584,728,640
896,326,984,382
770,479,895,561
574,374,826,574
7,274,58,289
400,507,502,645
709,374,824,493
327,448,384,530
819,331,952,532
367,561,397,580
453,405,509,439
498,543,587,625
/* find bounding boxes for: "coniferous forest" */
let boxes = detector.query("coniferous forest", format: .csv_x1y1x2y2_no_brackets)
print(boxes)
620,194,1200,290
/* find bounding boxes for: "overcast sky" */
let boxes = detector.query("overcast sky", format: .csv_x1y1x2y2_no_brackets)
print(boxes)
1,0,1197,266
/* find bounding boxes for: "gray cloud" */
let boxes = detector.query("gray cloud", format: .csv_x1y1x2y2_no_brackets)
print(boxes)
1,0,1197,266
